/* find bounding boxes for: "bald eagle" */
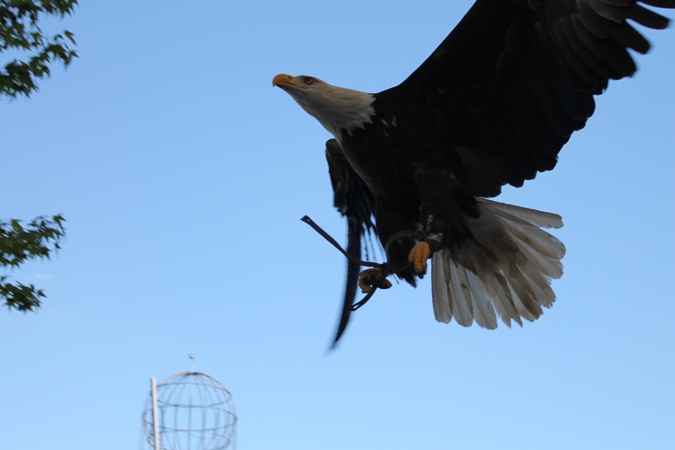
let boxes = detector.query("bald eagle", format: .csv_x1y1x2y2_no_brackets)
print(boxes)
274,0,674,344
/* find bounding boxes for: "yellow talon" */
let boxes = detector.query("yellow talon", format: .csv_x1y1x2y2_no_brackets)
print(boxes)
358,267,392,293
408,241,431,276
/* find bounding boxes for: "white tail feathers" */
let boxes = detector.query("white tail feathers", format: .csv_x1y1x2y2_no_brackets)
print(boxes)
431,198,566,329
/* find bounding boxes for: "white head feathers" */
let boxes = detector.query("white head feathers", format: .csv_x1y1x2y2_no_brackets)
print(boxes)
273,74,375,142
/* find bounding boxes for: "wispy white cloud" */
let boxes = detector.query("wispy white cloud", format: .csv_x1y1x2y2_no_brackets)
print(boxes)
34,273,55,281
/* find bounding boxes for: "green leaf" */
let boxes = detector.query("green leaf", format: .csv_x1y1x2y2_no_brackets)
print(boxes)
0,0,79,99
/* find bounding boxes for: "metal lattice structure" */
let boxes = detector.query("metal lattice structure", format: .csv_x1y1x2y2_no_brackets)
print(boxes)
142,371,237,450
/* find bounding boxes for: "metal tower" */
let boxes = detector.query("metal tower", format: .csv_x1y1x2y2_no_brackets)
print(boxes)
142,358,237,450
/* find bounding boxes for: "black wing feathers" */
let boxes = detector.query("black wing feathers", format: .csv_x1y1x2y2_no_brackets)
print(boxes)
326,139,377,234
376,0,674,197
325,139,377,345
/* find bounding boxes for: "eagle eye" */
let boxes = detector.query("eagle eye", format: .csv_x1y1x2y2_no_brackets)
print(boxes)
304,77,313,85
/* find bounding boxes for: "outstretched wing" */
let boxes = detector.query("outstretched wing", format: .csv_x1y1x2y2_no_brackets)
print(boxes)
325,139,378,346
375,0,675,197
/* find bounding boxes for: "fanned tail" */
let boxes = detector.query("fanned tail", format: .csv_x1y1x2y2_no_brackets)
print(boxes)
431,198,565,328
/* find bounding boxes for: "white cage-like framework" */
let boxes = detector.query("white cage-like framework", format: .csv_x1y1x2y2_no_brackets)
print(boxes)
142,371,237,450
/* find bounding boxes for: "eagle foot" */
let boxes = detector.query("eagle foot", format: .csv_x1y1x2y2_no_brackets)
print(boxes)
408,241,432,277
358,267,392,293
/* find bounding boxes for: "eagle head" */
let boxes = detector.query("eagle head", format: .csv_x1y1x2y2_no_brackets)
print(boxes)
273,74,375,141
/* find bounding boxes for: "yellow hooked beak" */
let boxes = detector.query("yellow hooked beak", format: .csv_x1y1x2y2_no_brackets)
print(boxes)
272,74,306,89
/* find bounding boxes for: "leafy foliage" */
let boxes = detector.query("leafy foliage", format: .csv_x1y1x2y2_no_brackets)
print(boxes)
0,215,65,311
1,2,76,310
0,0,78,98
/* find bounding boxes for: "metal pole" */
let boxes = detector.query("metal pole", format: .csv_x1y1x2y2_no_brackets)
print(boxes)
151,377,161,450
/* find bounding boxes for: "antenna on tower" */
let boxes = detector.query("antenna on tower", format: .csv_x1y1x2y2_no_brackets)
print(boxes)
189,354,195,373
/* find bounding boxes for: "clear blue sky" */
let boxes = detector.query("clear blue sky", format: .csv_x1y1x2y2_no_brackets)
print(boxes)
2,1,674,449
